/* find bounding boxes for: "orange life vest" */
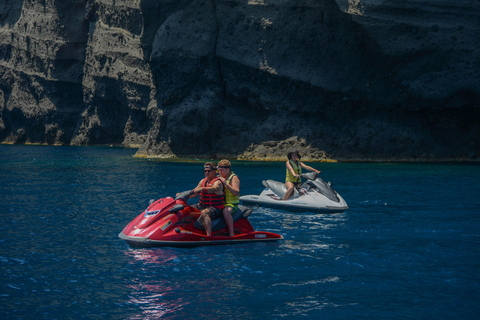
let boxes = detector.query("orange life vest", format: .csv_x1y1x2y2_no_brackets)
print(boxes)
199,177,225,209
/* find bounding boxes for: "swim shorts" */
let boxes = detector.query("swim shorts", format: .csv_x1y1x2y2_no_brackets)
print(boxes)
192,204,223,219
224,203,238,214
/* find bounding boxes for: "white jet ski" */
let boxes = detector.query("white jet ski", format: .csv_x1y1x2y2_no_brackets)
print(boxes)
240,172,349,214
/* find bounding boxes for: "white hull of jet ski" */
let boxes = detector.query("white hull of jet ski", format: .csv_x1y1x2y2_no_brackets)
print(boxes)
240,173,349,214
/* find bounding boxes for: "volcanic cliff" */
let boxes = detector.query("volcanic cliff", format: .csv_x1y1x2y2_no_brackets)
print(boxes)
0,0,479,161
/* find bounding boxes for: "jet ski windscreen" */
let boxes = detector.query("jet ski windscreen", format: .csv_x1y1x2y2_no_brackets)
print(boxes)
308,178,340,202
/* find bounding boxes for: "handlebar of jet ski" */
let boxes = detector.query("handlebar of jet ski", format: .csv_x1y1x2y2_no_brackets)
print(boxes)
300,172,318,180
175,190,193,202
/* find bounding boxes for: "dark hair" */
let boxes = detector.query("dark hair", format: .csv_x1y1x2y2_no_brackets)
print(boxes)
287,151,301,160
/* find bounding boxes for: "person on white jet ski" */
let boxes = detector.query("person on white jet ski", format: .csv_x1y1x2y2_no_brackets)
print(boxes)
284,151,321,200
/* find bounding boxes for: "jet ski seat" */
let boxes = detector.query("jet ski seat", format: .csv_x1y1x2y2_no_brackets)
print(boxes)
194,205,252,232
262,180,300,199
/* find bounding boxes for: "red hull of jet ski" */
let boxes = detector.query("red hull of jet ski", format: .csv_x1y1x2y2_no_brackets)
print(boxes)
119,194,283,248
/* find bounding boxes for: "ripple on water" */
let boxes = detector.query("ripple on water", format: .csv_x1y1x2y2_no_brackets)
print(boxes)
2,146,480,319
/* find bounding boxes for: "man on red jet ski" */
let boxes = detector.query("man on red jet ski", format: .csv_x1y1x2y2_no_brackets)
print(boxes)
217,159,241,237
187,162,225,237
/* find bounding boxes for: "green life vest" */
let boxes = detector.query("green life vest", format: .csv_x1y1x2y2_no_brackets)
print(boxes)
224,172,240,205
286,160,302,183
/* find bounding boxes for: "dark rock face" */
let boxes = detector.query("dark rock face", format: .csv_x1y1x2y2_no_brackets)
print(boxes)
0,0,88,145
0,0,479,161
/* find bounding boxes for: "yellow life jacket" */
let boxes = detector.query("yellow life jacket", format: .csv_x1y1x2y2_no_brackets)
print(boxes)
224,172,239,205
286,160,302,183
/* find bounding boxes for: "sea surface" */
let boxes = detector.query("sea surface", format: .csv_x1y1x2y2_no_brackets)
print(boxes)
1,145,479,319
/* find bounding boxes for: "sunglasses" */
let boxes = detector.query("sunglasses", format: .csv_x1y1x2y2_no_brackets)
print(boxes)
204,169,214,173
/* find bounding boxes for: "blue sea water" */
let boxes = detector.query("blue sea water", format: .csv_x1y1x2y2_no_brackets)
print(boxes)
0,145,479,319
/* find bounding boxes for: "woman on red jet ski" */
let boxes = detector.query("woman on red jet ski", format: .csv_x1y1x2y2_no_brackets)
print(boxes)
187,162,225,236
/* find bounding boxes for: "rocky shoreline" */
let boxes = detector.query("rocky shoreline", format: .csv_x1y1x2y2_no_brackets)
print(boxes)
0,0,479,161
6,142,478,163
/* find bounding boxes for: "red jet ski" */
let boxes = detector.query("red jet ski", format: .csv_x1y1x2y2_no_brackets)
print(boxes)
119,191,284,247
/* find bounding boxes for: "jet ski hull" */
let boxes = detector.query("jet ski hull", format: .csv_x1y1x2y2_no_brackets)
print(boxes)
240,176,349,214
119,230,283,248
119,194,283,248
240,194,348,214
